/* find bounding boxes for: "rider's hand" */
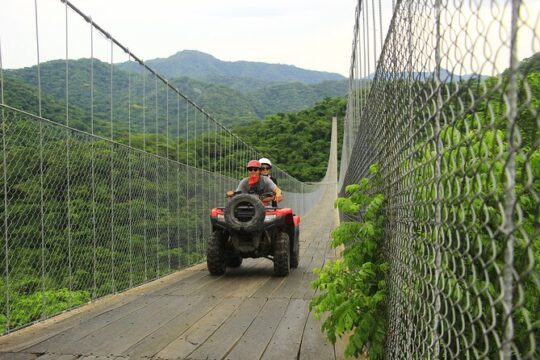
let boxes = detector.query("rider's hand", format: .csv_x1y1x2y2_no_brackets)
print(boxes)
226,191,234,198
275,193,283,202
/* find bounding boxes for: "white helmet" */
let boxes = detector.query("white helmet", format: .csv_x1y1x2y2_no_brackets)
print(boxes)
259,157,272,168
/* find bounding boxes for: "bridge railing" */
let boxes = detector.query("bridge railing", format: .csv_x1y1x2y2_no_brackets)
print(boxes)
340,0,539,358
0,0,320,334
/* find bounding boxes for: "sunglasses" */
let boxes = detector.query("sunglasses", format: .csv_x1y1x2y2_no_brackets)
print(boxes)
247,167,260,171
261,166,271,170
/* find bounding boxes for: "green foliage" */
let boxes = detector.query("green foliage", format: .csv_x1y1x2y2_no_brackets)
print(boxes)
235,97,347,181
310,165,387,359
0,282,90,333
415,119,540,356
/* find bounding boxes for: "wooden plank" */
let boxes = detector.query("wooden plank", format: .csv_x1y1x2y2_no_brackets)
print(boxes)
0,292,141,353
213,272,273,299
164,272,224,297
260,298,310,360
0,267,207,353
150,268,213,296
35,354,78,360
293,271,318,300
121,295,222,358
26,294,167,354
186,297,267,360
0,354,38,360
55,294,199,356
250,276,286,299
186,261,261,297
155,296,244,360
268,267,306,299
224,298,290,360
299,311,335,360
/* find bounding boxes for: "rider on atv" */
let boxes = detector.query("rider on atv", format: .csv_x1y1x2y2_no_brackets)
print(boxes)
226,160,283,206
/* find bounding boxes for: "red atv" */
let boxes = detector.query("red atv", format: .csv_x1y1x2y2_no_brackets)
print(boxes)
208,192,300,276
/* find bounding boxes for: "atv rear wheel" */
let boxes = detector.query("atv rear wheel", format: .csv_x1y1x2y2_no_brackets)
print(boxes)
274,232,290,276
207,230,227,275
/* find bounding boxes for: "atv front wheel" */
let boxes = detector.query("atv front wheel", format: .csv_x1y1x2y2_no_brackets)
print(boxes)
207,231,227,275
274,232,290,276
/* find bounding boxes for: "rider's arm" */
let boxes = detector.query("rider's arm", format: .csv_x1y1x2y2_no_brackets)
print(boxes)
273,186,283,202
263,177,283,202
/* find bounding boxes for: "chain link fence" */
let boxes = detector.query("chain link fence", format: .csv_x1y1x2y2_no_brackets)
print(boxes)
0,0,324,334
340,0,539,358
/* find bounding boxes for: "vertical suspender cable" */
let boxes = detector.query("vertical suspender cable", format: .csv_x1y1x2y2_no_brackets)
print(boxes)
176,94,181,268
90,19,97,299
142,71,147,280
34,0,46,322
128,53,133,287
502,1,520,358
0,36,11,333
154,75,159,277
65,0,73,306
109,39,115,292
193,109,196,258
432,0,443,357
372,0,377,69
378,0,383,51
166,83,171,272
185,100,190,264
365,0,370,78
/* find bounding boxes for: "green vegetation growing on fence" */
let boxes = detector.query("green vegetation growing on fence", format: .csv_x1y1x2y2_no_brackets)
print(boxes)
311,53,539,358
310,164,387,359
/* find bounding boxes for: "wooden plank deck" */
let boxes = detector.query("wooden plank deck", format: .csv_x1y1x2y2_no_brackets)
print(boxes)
0,120,342,360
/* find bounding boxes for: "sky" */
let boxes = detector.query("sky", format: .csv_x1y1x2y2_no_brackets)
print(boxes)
0,1,538,78
0,0,383,77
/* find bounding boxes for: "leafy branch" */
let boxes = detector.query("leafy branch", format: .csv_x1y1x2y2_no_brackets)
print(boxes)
310,164,387,359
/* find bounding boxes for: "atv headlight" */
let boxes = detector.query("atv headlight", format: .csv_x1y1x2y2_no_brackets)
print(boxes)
217,214,225,222
264,214,276,223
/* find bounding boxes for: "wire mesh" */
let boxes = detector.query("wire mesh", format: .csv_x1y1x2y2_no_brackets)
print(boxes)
0,0,326,334
340,0,539,358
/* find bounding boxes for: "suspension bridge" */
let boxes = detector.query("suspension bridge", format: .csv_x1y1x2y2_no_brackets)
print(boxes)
1,0,539,359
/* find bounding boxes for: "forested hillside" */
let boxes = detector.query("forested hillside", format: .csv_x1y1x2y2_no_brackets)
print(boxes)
234,97,347,181
5,58,346,128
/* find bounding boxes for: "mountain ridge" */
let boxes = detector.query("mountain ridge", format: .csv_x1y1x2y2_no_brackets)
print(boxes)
118,50,346,87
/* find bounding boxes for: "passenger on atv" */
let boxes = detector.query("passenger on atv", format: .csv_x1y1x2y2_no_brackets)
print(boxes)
226,159,283,206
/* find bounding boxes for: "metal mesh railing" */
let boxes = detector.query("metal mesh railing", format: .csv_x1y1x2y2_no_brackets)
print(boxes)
0,0,325,334
340,0,539,358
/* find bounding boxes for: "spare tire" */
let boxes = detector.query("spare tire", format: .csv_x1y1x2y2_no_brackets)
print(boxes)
225,194,266,232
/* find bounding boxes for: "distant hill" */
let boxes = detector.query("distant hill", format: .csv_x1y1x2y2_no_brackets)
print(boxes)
119,50,346,87
5,57,347,130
